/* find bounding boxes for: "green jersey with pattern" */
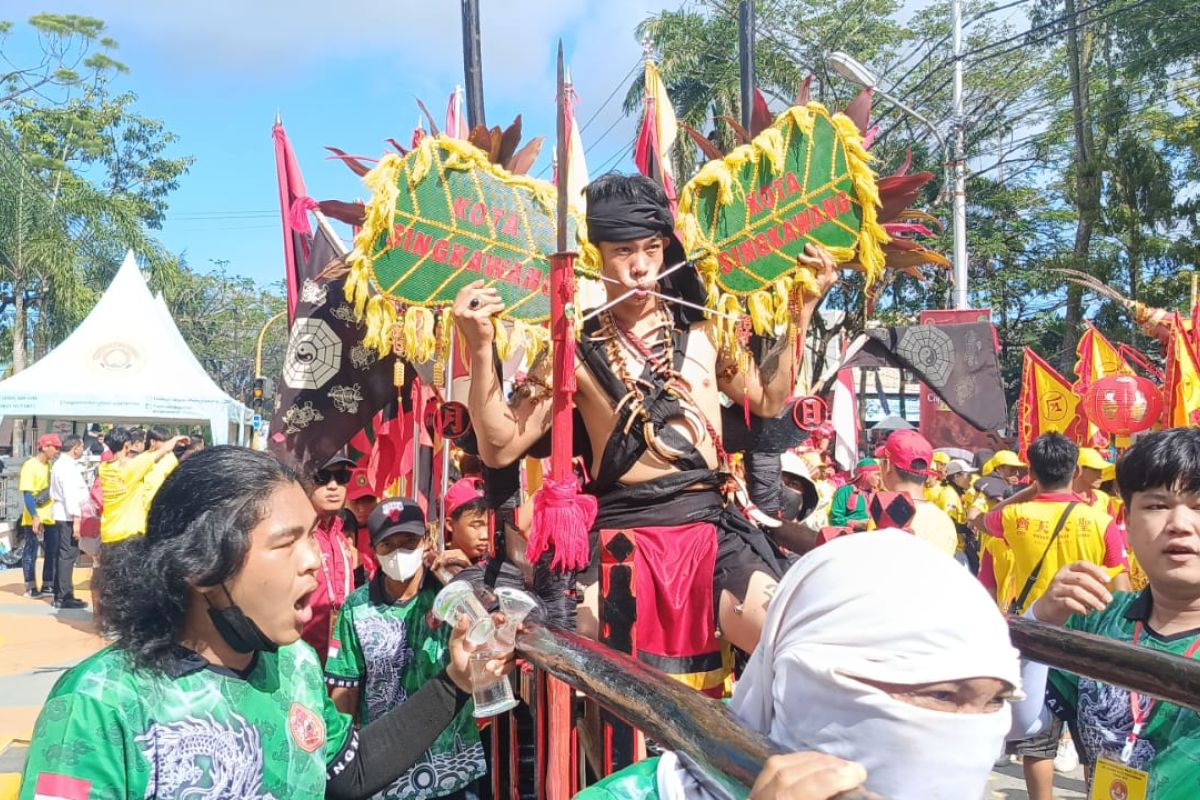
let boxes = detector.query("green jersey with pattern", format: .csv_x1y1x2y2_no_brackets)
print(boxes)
325,575,485,799
1048,590,1200,800
20,641,352,800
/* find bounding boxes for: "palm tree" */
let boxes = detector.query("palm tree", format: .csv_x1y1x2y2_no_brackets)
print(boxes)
625,3,804,182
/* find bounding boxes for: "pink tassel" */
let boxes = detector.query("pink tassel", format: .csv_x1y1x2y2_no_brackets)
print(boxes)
288,196,318,236
526,477,597,573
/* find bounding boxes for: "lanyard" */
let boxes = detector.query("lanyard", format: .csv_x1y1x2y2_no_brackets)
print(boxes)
318,520,352,610
1120,621,1200,762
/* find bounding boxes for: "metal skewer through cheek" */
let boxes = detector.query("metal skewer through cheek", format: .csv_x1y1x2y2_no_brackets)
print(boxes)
581,260,742,323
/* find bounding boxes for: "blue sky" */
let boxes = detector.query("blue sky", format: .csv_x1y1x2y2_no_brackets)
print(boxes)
6,0,678,288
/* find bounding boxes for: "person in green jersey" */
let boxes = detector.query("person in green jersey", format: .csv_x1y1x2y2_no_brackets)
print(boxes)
326,496,487,799
1012,427,1200,800
20,446,511,800
826,458,880,530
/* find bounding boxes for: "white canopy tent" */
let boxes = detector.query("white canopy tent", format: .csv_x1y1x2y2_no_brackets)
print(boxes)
0,251,249,447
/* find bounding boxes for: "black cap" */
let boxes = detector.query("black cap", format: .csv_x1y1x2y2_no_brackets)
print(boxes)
975,474,1011,501
367,497,427,547
318,454,356,473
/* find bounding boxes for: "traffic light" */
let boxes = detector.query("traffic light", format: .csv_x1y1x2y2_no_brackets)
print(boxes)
251,376,266,410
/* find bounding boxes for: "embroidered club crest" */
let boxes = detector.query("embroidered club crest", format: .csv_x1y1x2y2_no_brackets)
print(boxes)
288,702,326,753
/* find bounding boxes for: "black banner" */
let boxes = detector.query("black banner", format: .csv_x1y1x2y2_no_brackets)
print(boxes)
838,322,1007,432
268,224,399,474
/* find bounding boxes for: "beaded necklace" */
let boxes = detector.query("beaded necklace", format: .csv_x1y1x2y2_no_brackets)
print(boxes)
598,304,728,466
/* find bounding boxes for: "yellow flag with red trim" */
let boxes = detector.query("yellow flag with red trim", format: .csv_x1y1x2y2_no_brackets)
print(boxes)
1019,348,1086,458
1074,324,1133,445
1165,313,1200,428
1075,324,1133,387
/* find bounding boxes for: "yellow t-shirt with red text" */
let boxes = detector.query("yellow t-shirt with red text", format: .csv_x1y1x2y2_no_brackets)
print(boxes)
984,492,1125,613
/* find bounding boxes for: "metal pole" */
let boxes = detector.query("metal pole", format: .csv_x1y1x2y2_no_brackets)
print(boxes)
950,0,969,309
254,310,288,378
738,1,755,132
438,333,455,551
461,0,486,129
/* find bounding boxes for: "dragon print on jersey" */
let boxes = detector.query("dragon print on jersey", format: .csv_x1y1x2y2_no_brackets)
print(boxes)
358,613,415,721
1077,679,1157,769
376,735,487,800
136,711,275,799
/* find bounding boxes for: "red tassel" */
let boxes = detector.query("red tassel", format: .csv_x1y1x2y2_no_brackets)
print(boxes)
526,477,597,573
743,389,752,429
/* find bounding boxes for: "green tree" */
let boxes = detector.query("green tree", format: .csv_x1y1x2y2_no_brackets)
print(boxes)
162,263,287,402
0,14,193,451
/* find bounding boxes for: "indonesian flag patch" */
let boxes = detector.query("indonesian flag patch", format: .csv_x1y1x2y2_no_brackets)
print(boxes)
327,639,340,659
288,702,326,753
33,773,92,800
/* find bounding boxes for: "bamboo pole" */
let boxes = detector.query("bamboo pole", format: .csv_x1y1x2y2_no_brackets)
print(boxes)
1008,616,1200,712
517,623,878,800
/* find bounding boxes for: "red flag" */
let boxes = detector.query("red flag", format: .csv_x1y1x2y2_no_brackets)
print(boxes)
445,86,469,140
831,367,858,471
272,118,317,324
634,60,678,215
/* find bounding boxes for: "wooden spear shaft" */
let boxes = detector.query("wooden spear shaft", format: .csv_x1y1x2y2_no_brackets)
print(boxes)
518,623,878,800
1009,616,1200,712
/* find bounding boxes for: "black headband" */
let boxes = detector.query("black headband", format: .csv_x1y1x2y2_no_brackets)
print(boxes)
585,198,674,244
583,194,708,327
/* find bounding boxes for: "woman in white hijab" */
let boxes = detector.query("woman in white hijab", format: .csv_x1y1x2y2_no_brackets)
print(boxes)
577,530,1022,800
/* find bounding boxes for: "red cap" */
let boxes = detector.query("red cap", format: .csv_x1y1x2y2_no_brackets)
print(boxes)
444,477,484,520
37,434,62,449
345,468,376,501
878,429,934,475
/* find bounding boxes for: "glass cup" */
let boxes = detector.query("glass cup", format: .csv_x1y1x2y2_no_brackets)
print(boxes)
470,648,519,718
432,581,496,646
494,587,538,648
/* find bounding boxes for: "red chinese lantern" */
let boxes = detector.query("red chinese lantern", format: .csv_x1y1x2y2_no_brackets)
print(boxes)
1082,375,1163,436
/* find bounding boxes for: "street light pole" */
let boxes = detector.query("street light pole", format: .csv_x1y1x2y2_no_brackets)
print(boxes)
950,0,969,309
827,40,970,310
737,1,756,132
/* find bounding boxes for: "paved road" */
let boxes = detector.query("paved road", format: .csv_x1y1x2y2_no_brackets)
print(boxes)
0,562,1088,799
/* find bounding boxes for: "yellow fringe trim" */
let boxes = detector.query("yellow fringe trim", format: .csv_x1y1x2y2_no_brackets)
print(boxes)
675,102,890,343
344,135,569,365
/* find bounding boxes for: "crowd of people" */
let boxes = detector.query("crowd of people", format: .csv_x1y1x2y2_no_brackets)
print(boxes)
13,171,1199,800
16,424,203,609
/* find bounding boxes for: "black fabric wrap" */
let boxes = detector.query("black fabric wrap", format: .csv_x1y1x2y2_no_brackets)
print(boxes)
584,197,707,327
585,198,674,243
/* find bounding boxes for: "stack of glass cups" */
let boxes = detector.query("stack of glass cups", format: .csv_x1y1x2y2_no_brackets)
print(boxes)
433,582,539,718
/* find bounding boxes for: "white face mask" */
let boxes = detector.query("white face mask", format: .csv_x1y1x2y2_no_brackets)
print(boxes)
378,547,423,581
780,668,1011,800
700,531,1021,800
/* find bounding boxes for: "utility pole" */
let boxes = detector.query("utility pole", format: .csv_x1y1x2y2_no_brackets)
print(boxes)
737,1,755,132
950,0,969,310
461,0,486,129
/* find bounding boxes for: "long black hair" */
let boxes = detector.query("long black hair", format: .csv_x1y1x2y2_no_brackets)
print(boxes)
96,446,302,672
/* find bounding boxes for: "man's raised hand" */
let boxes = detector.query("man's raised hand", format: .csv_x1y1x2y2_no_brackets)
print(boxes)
796,243,839,301
1032,561,1114,626
452,280,506,354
